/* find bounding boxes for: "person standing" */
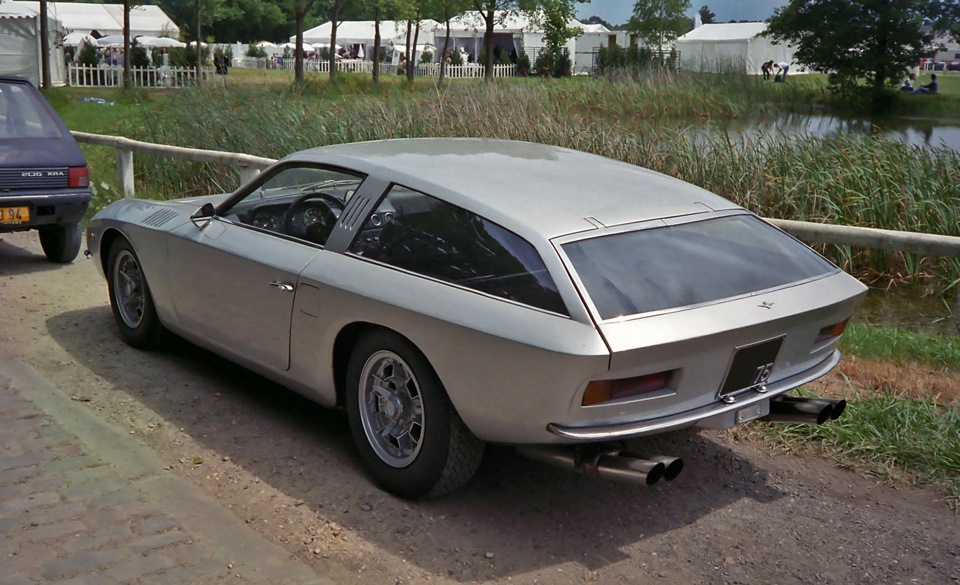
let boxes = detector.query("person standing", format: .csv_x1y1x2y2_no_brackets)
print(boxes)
214,49,229,88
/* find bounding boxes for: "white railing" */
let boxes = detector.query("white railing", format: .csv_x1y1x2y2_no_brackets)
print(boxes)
231,57,514,78
67,64,214,88
69,130,960,257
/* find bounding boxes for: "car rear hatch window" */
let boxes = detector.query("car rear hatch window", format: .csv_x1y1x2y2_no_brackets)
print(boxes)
0,81,64,140
562,214,836,320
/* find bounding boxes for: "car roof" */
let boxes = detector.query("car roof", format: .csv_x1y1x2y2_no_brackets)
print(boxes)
284,138,741,239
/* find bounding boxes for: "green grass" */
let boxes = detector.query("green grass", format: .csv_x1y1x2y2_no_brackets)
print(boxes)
754,390,960,509
840,322,960,368
740,323,960,509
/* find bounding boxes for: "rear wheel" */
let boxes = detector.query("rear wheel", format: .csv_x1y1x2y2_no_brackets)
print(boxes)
106,239,165,349
346,331,485,499
38,222,82,263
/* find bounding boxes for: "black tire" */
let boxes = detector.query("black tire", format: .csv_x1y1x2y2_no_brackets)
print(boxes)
106,239,166,349
38,222,82,263
345,331,485,499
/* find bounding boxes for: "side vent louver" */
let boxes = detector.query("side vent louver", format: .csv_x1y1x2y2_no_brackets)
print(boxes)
143,209,179,227
339,196,373,230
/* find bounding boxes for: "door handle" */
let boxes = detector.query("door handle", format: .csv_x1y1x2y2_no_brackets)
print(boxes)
269,280,294,293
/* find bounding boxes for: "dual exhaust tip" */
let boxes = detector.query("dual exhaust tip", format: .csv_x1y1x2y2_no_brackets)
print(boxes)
517,445,683,487
518,395,846,488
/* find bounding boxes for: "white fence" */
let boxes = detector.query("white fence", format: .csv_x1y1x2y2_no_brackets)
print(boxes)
233,57,515,78
67,64,213,88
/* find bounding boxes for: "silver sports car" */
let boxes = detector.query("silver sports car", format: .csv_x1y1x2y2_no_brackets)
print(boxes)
86,139,866,499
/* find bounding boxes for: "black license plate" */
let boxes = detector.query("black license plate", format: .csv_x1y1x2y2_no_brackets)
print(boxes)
719,337,784,397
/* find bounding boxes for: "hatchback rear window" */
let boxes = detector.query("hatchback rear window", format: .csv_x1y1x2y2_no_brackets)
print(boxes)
0,82,63,139
563,215,836,320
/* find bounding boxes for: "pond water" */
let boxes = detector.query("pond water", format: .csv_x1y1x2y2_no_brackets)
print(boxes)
856,289,958,336
708,112,960,151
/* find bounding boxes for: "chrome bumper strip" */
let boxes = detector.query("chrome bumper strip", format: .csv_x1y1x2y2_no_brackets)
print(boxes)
546,351,841,441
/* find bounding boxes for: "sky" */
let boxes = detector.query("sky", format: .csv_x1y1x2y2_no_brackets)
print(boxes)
575,0,786,27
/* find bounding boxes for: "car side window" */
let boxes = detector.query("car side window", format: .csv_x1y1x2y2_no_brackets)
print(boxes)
349,185,568,316
220,164,363,247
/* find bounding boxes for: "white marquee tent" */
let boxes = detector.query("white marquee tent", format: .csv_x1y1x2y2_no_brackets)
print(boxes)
300,20,441,61
676,23,796,75
14,1,180,39
0,1,65,86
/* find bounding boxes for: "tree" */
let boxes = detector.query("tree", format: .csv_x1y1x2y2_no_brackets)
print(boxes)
764,0,960,110
627,0,691,57
533,0,580,76
471,0,518,82
698,4,715,24
582,15,616,29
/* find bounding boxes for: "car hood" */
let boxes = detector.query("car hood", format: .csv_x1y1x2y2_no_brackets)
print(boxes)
0,136,86,167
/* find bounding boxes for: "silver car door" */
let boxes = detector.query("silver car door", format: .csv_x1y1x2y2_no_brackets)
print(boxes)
165,217,320,372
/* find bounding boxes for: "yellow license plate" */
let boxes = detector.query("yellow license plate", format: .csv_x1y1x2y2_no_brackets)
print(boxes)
0,206,30,224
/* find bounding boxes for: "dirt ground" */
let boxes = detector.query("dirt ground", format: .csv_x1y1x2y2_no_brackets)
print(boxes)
2,230,959,585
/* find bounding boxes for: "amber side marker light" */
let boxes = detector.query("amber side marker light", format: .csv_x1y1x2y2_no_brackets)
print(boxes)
582,371,673,406
814,319,849,346
69,166,89,188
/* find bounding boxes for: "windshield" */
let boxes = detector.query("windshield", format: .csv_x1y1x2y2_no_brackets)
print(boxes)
0,81,63,139
562,214,836,320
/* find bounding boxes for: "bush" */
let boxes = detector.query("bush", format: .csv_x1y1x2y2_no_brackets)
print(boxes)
420,50,433,64
449,50,463,66
516,52,531,76
130,45,149,68
246,44,267,58
77,41,98,66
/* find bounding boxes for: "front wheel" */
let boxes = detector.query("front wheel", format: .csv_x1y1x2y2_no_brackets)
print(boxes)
106,239,166,349
346,331,484,499
38,222,82,263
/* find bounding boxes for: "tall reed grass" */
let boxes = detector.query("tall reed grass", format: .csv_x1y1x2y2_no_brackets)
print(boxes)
131,76,960,287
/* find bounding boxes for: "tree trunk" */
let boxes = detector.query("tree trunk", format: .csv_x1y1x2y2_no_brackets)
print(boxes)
438,9,450,87
404,20,412,80
483,9,494,82
295,4,305,86
194,0,201,81
373,5,381,83
329,0,340,83
122,0,131,89
407,19,421,83
39,0,50,88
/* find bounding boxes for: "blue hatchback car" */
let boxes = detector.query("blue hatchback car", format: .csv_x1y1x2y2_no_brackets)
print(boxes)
0,76,91,263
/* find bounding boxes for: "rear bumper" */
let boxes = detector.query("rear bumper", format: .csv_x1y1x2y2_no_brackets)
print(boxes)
0,190,91,230
546,350,841,441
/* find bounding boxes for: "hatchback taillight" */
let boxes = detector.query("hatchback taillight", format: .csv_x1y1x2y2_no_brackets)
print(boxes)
69,166,89,188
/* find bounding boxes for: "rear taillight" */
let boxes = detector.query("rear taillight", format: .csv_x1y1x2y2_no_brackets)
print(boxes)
69,166,89,188
582,370,674,406
814,319,849,346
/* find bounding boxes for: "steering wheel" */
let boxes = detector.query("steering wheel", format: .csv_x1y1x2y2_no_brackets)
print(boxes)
284,192,345,245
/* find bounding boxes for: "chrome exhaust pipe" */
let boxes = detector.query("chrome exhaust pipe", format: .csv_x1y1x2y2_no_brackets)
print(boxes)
777,396,846,420
516,446,678,487
620,452,684,481
764,395,833,424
